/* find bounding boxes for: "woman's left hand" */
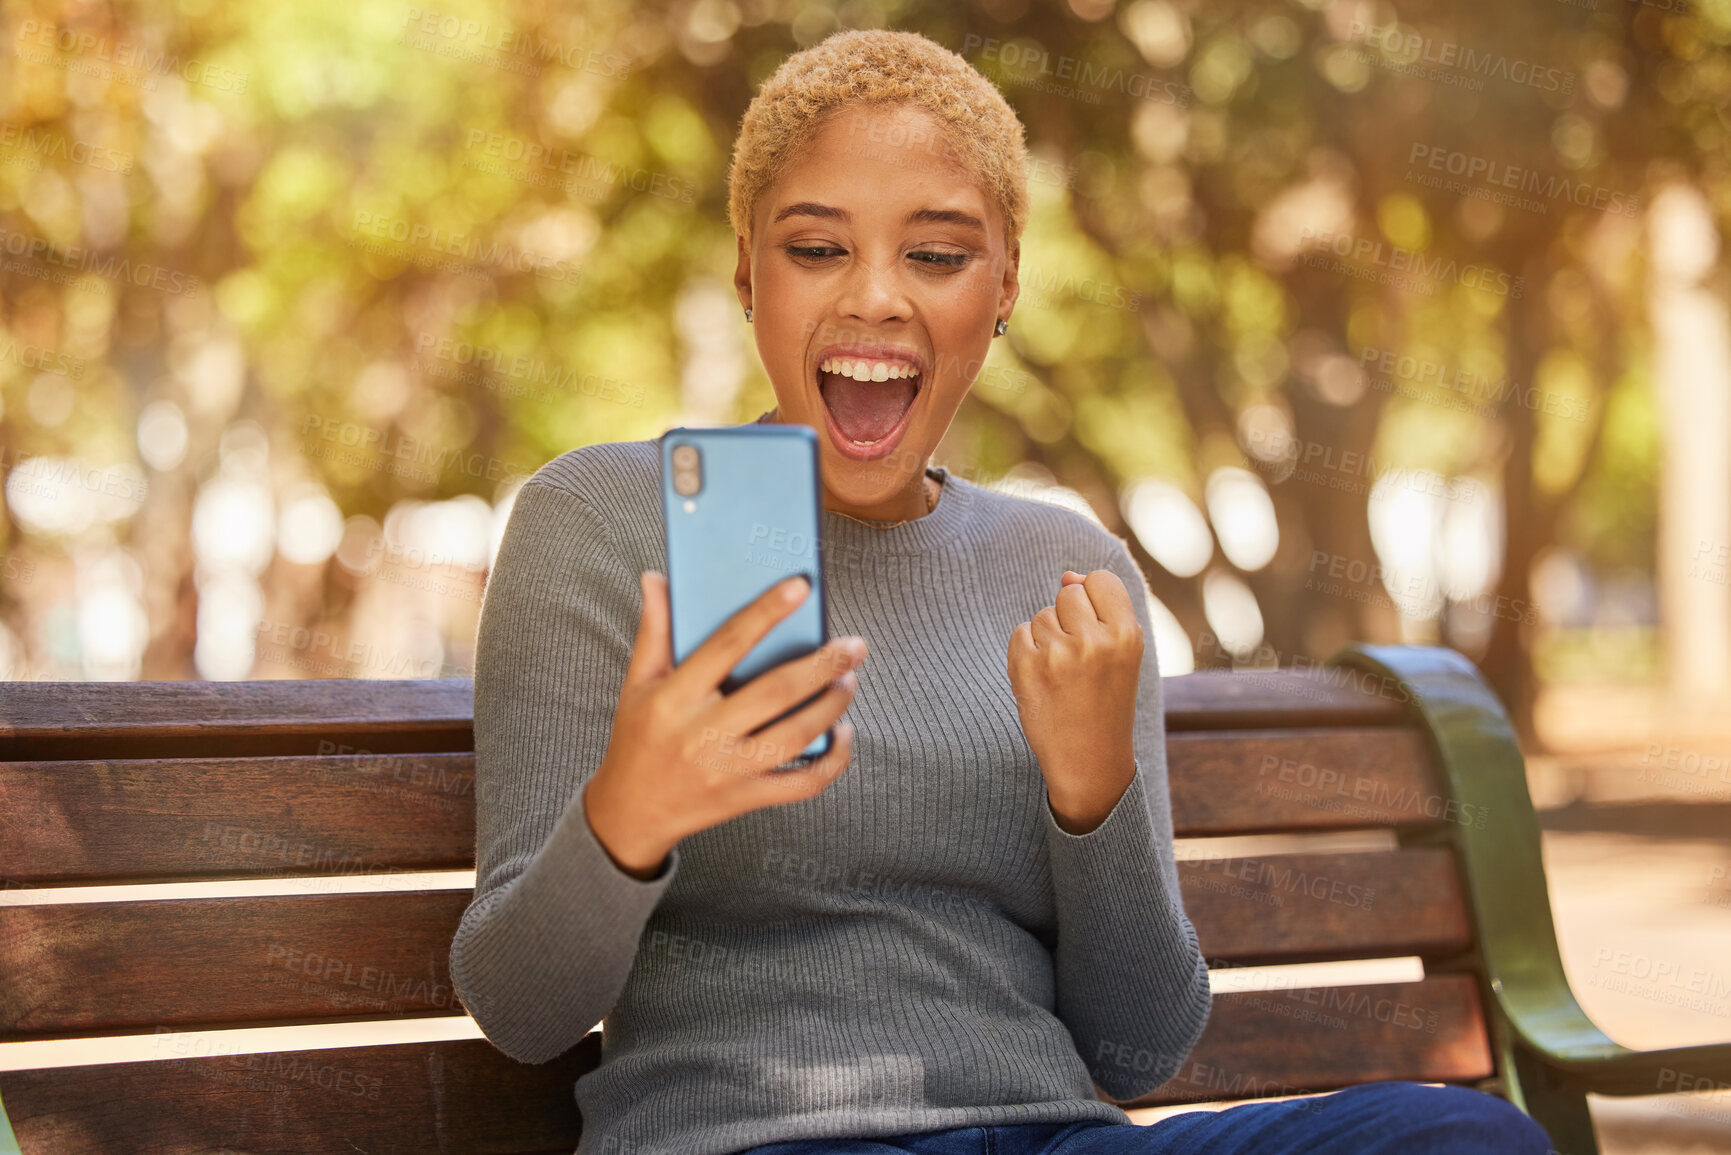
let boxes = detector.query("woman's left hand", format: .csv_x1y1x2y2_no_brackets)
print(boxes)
1007,569,1143,835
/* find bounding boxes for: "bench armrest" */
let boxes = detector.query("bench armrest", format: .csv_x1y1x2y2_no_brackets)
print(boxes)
1325,645,1731,1100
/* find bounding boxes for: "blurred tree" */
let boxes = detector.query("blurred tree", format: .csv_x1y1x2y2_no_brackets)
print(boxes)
1,0,1726,744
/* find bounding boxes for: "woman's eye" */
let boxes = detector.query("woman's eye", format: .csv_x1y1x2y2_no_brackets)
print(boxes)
783,245,971,268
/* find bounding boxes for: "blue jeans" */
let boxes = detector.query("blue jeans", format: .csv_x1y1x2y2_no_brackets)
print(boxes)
738,1082,1556,1155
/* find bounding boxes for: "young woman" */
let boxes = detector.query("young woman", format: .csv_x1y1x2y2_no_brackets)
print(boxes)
450,28,1555,1155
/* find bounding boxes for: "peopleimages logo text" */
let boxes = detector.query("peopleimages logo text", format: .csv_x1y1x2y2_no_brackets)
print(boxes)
1298,226,1523,298
0,224,200,296
1358,344,1587,422
1347,23,1575,95
1408,143,1640,218
0,124,131,172
349,211,580,283
399,7,629,78
15,20,251,92
961,34,1190,107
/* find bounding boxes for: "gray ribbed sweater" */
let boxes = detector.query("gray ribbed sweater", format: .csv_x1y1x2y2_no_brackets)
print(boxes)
449,429,1212,1154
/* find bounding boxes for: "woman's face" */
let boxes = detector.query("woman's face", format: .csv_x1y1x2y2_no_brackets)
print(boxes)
735,102,1019,521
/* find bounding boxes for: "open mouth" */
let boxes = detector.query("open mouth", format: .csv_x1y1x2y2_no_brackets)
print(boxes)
815,355,922,461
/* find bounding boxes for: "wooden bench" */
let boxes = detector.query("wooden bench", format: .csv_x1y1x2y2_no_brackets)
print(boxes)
2,644,1727,1153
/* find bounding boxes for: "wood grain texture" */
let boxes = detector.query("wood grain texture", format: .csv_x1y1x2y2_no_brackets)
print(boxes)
1,753,476,885
0,679,475,761
1167,727,1448,836
0,669,1403,762
1180,847,1470,964
0,1036,596,1155
1161,669,1408,730
0,980,1491,1145
1128,975,1493,1106
5,853,1468,1039
1,892,472,1039
0,728,1445,884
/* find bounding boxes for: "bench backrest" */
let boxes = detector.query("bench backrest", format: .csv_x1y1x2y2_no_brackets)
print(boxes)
0,669,1494,1150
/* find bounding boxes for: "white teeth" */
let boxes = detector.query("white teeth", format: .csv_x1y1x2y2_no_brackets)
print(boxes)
818,357,918,381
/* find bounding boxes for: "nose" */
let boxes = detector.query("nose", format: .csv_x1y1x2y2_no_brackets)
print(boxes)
834,251,912,328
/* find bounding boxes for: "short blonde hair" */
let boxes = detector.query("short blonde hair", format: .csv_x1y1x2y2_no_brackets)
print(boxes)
726,29,1029,250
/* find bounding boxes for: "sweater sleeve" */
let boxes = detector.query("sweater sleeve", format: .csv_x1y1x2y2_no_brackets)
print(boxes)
1040,537,1212,1103
449,477,681,1065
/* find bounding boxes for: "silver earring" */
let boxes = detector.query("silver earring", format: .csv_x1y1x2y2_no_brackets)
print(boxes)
994,317,1007,336
744,307,753,323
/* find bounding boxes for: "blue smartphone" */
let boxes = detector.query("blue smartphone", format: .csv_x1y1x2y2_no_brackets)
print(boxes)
659,423,833,766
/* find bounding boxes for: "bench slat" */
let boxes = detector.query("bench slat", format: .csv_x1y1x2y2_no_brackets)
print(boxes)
4,854,1468,1039
0,978,1489,1145
0,670,1402,763
1168,727,1446,836
1132,974,1492,1106
2,729,1441,885
1161,670,1407,730
0,1036,595,1154
0,679,475,761
1,892,472,1039
1180,847,1470,964
1,754,476,885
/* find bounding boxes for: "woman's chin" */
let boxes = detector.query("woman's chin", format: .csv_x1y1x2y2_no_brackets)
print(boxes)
820,448,931,516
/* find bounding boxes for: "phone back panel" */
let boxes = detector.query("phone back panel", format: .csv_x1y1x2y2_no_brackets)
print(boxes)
660,424,830,759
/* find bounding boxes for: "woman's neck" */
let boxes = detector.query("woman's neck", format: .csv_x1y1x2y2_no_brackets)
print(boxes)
827,472,940,527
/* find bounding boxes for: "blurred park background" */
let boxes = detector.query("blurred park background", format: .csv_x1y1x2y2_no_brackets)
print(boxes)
3,0,1731,1148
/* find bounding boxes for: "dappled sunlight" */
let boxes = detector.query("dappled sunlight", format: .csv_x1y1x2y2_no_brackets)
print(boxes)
1201,568,1264,658
1204,466,1278,573
1122,477,1212,579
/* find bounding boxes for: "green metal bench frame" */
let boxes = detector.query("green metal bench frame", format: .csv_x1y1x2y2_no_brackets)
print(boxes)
1329,644,1731,1154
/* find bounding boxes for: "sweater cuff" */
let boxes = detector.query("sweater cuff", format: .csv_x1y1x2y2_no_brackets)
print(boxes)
1043,761,1148,849
514,785,682,921
1042,764,1173,901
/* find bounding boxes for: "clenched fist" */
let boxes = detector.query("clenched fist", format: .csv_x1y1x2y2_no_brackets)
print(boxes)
1007,569,1142,835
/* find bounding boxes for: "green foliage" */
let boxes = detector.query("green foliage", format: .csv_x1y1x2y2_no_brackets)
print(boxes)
0,0,1723,694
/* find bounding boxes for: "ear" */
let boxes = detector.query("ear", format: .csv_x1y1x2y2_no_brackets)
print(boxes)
999,237,1020,318
734,232,753,314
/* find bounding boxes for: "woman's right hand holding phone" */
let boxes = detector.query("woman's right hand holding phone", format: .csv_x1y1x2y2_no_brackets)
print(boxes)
582,571,866,880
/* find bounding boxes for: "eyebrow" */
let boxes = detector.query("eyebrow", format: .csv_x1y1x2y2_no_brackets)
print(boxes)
770,202,987,233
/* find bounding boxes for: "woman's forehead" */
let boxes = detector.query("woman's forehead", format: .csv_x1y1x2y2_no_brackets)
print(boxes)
762,111,998,229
